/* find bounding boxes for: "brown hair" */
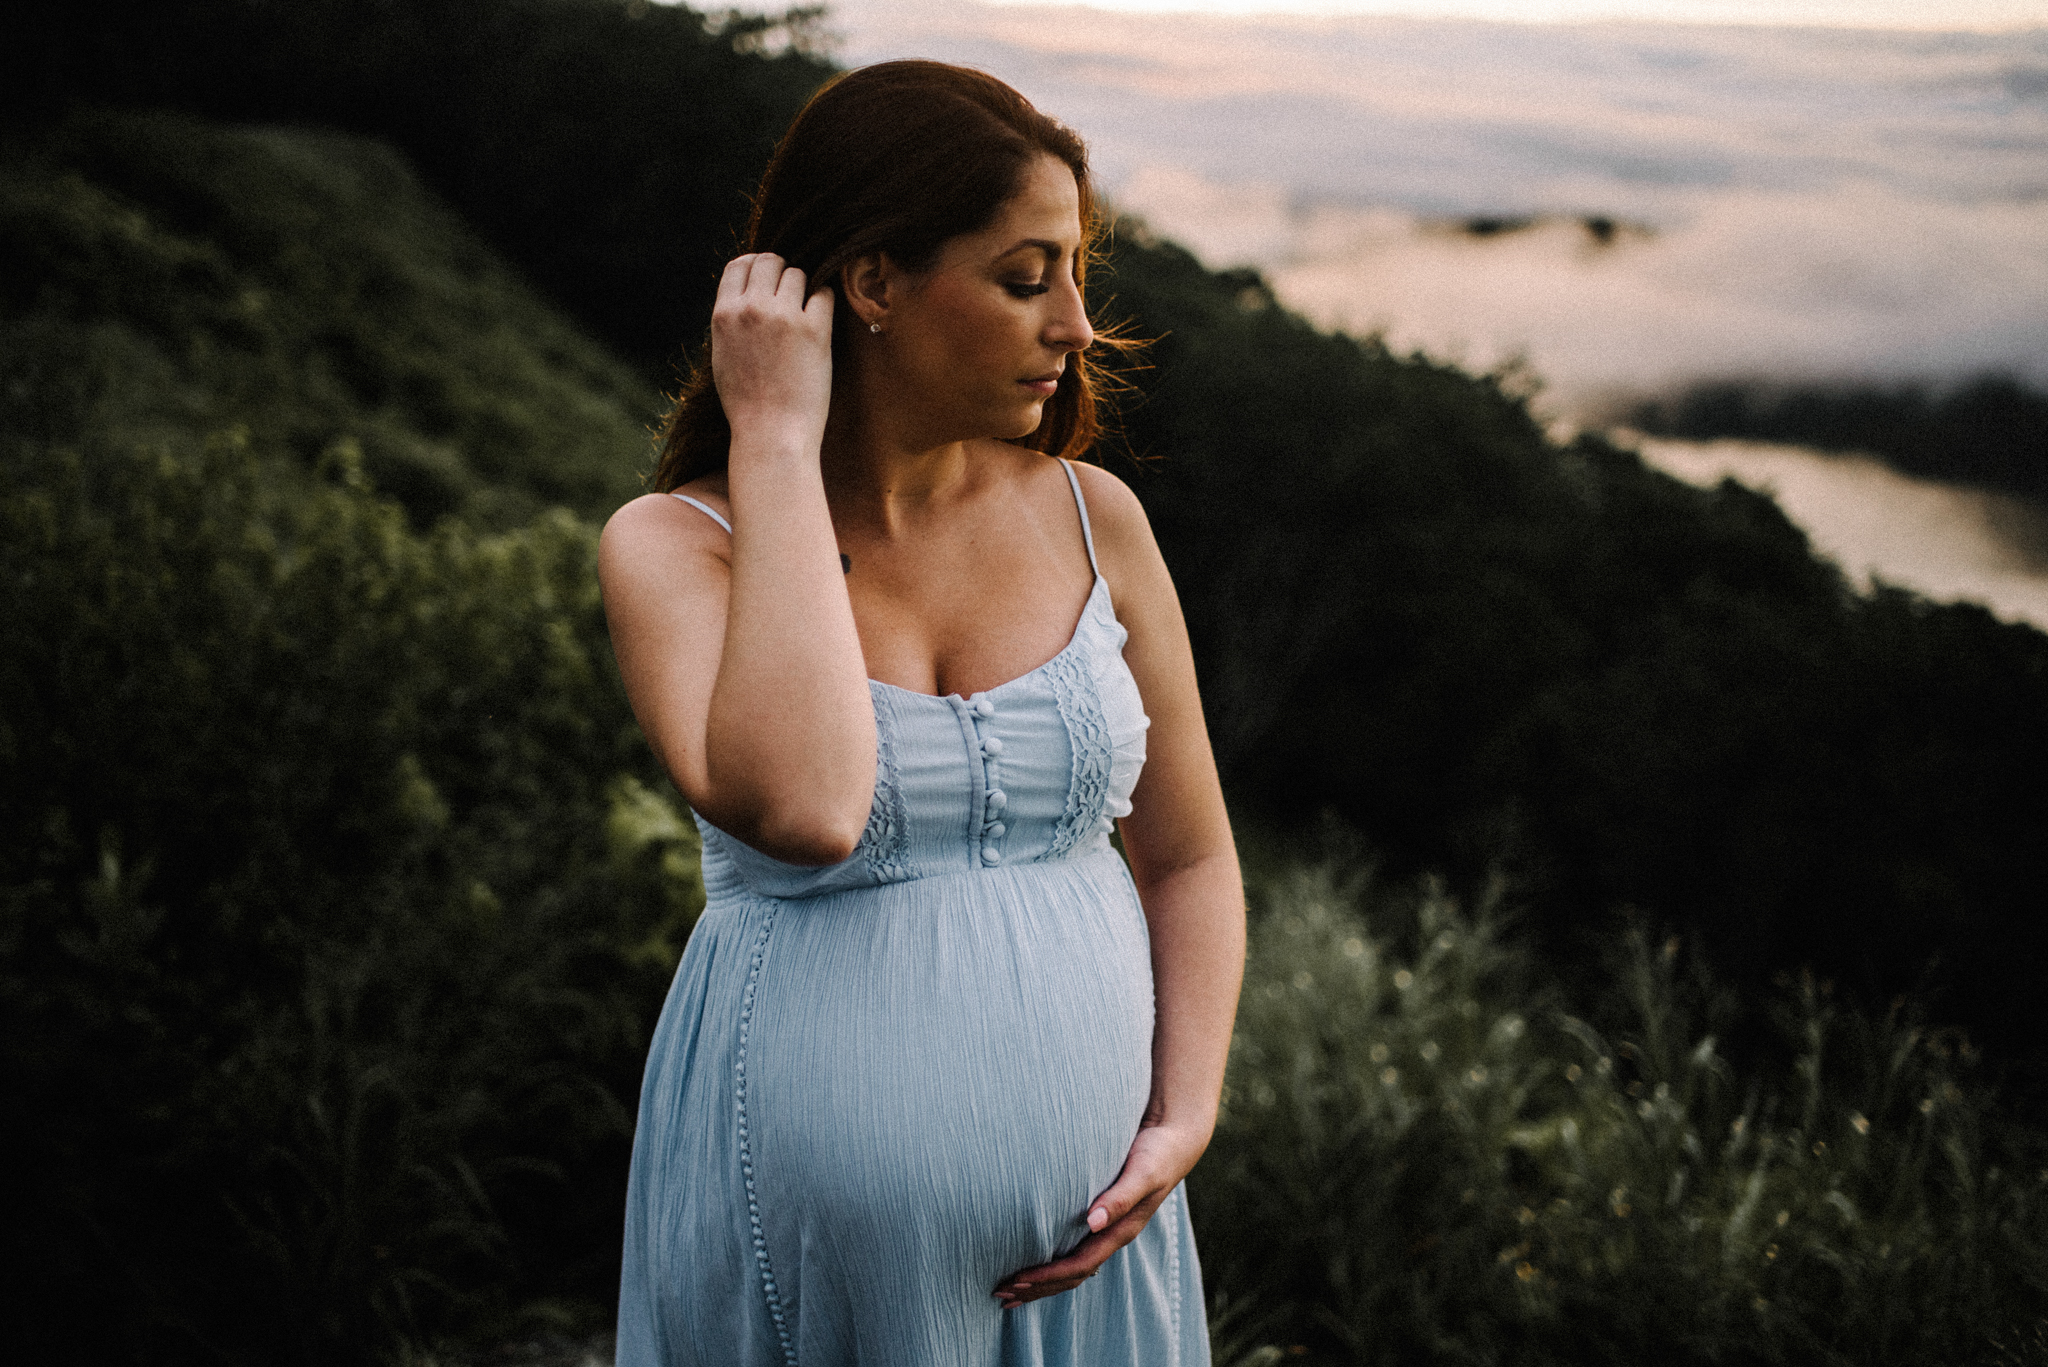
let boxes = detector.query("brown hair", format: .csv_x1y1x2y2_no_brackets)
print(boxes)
649,60,1135,491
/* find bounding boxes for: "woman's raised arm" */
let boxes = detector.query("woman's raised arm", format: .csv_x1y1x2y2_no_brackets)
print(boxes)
599,255,878,865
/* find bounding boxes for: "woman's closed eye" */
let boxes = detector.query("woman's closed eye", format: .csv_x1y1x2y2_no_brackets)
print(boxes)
1006,280,1051,298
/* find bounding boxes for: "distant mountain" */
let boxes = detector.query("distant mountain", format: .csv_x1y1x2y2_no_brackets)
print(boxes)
1625,377,2048,510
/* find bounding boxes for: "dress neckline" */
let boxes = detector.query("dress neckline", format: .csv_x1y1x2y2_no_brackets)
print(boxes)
866,574,1108,703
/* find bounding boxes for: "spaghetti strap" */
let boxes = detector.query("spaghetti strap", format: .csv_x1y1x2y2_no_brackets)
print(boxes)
669,492,732,535
1058,459,1099,577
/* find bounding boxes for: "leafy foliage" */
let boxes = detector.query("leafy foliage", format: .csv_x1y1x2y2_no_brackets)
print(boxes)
1204,852,2048,1365
1,420,706,1361
6,0,835,375
0,120,702,1362
0,109,658,528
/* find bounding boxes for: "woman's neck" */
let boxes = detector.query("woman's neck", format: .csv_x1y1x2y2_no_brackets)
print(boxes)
819,388,980,534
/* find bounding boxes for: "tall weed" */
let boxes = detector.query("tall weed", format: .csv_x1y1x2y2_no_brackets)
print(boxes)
1201,859,2048,1365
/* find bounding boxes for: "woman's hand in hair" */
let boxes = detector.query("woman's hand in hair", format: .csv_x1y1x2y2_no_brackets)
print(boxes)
603,251,872,866
710,252,835,455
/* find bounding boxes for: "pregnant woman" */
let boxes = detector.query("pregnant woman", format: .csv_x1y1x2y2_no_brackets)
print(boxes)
601,61,1244,1366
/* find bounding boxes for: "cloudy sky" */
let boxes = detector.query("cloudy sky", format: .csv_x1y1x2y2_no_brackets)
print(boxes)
835,0,2048,412
979,0,2042,26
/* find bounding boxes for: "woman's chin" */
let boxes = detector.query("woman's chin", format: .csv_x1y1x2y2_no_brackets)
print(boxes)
999,401,1049,441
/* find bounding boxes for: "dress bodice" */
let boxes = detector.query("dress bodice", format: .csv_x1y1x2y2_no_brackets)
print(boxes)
696,573,1150,900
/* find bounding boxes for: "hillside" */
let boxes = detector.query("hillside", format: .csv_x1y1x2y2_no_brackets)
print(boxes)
1,109,658,528
6,0,836,376
1,111,691,1364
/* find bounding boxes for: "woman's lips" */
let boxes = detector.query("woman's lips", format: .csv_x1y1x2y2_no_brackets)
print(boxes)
1020,376,1059,397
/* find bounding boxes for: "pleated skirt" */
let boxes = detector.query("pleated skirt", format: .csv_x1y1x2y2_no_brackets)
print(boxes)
616,847,1209,1367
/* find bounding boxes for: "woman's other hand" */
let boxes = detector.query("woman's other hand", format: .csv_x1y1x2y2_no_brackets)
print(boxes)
710,253,835,452
991,1120,1210,1308
988,460,1243,1311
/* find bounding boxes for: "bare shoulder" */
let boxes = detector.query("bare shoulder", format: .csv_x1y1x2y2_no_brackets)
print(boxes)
598,484,733,599
1066,460,1165,576
601,481,731,553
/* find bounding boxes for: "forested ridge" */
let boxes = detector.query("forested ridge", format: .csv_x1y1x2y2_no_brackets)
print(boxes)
1626,376,2048,508
6,2,2048,1362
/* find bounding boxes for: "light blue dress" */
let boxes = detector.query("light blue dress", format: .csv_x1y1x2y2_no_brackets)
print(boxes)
616,462,1209,1367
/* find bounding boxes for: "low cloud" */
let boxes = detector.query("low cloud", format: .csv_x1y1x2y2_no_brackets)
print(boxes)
838,0,2048,607
839,0,2048,409
1116,170,2048,414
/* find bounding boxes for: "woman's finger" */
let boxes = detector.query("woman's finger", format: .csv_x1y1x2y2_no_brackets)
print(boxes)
716,253,757,302
1005,1231,1120,1289
993,1190,1170,1306
1083,1157,1161,1233
802,280,835,329
742,251,784,295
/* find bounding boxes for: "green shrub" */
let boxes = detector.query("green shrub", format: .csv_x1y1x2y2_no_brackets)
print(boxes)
1201,857,2048,1365
0,109,659,528
4,0,834,375
0,422,700,1362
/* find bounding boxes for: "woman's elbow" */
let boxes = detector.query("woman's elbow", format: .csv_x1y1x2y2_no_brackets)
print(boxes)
750,809,867,866
696,746,877,865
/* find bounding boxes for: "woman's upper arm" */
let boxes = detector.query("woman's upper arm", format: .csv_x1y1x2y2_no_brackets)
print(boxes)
1073,464,1235,886
598,492,732,807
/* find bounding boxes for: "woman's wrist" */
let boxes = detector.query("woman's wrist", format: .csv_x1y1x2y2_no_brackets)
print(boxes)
1140,1098,1219,1146
726,426,825,475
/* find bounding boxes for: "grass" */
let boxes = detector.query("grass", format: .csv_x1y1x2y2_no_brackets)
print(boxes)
1198,854,2048,1365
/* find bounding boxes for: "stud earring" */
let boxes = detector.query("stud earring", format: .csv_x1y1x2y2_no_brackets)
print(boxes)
869,322,882,334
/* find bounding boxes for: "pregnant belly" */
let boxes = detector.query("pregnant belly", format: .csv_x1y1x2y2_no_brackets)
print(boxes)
742,850,1156,1288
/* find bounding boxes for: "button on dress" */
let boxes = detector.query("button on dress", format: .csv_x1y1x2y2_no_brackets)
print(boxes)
617,463,1208,1367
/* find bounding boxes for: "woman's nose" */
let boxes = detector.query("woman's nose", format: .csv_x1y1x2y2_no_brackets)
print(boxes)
1048,274,1094,354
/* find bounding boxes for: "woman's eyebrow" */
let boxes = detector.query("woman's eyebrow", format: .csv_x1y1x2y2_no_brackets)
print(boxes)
993,238,1065,263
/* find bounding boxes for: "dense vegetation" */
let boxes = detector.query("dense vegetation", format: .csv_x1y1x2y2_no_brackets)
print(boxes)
7,0,836,375
1,108,656,528
1201,846,2048,1366
6,2,2048,1362
1104,240,2048,1091
1624,376,2048,508
1,111,699,1363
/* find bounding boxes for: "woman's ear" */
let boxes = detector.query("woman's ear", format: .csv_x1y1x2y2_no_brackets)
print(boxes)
841,253,893,332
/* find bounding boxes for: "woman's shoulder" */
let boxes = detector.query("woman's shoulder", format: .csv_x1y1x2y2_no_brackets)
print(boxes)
604,475,731,535
598,478,734,584
1061,457,1158,566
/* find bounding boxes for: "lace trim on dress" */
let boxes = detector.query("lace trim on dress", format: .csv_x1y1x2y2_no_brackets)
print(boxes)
734,905,798,1366
1165,1184,1185,1367
1042,636,1113,860
861,689,913,883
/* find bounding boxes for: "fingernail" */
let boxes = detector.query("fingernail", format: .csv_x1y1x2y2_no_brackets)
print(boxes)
1088,1208,1109,1231
1012,1281,1032,1290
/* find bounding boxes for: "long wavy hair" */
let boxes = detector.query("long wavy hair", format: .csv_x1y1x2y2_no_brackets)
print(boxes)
650,60,1136,491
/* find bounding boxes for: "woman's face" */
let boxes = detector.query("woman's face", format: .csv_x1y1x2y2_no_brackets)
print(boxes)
874,153,1095,444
